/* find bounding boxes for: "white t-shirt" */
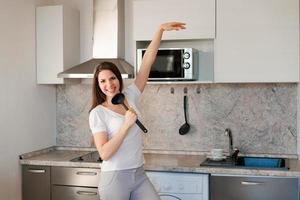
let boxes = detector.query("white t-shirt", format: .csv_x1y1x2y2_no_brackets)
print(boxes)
89,83,144,172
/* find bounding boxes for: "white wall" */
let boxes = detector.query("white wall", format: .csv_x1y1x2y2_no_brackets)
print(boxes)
0,0,56,199
298,84,300,158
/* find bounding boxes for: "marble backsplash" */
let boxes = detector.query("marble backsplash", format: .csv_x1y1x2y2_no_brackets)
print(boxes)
56,82,297,155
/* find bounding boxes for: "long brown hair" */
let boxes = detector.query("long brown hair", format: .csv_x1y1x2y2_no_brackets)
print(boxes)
89,62,123,112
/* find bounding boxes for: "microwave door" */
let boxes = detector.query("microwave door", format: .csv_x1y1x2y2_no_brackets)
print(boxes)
148,50,184,80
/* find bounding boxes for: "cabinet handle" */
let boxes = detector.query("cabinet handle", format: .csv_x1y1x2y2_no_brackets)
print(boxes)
159,194,182,200
241,181,264,185
76,191,98,196
76,171,97,176
27,169,46,173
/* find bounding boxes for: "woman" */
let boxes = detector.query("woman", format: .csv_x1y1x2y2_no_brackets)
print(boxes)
89,22,186,200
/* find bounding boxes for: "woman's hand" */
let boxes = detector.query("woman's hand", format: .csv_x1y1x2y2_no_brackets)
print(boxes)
94,107,138,161
123,108,137,129
160,22,186,31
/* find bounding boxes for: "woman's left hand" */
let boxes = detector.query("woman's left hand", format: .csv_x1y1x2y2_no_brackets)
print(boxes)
160,22,186,31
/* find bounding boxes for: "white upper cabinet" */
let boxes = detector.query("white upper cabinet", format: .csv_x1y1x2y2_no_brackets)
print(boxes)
133,0,215,41
214,0,299,82
36,5,80,84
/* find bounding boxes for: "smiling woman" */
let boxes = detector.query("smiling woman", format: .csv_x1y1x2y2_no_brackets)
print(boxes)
98,69,121,98
90,62,124,109
88,22,186,200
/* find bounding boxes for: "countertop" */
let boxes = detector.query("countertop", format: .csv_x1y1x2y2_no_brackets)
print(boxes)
19,146,300,177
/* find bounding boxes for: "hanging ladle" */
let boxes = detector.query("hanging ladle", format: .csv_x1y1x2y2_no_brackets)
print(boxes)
111,93,148,133
179,95,190,135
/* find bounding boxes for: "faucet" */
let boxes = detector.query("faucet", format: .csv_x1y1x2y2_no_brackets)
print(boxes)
224,128,233,155
224,128,239,161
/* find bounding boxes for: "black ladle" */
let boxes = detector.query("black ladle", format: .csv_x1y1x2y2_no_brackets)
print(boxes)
179,95,190,135
111,93,148,133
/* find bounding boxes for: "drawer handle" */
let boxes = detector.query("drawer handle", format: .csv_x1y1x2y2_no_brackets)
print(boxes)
76,171,97,176
241,181,264,185
76,191,98,196
27,169,46,173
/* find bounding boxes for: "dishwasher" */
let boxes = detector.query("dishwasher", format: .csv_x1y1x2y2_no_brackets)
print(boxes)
210,174,299,200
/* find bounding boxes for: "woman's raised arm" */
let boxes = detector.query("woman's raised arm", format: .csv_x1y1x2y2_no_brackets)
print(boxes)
134,22,186,93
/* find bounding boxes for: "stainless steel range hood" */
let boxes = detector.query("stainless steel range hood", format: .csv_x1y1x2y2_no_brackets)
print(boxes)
58,58,134,78
58,0,134,79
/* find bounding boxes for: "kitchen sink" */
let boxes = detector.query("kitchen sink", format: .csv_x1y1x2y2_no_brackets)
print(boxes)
200,156,288,170
236,156,287,169
70,151,102,163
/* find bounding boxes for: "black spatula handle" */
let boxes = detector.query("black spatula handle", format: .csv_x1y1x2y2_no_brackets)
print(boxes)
135,119,148,133
121,103,148,133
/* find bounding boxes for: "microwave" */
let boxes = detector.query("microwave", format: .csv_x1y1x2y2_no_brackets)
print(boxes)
136,48,198,81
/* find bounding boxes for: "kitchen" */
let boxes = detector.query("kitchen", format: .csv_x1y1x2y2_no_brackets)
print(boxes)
1,0,299,200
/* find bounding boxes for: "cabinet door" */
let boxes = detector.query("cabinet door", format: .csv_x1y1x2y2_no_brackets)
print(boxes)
210,175,299,200
133,0,215,40
22,165,50,200
52,185,100,200
36,5,80,84
214,0,299,82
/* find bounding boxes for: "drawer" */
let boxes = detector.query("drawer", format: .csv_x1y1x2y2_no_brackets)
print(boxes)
210,175,299,200
52,185,100,200
52,167,100,187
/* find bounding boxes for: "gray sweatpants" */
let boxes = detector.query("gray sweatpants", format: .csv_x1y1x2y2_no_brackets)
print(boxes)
99,166,160,200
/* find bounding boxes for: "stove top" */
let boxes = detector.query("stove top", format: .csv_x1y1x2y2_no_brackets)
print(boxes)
71,151,102,163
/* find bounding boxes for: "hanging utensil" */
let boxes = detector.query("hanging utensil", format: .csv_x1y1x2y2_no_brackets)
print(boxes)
179,95,190,135
111,93,148,133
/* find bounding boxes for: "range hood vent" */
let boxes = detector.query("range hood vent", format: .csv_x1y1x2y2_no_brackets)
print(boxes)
58,58,133,78
58,0,134,79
